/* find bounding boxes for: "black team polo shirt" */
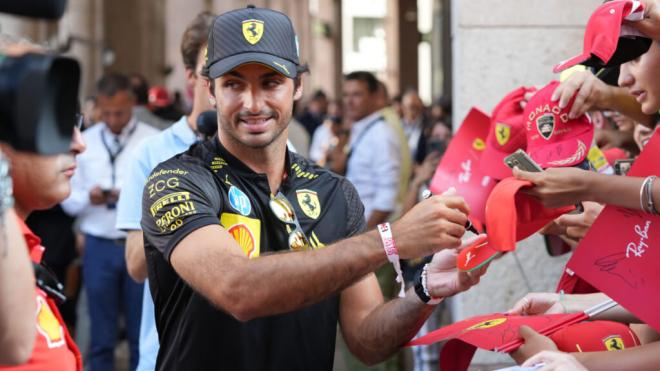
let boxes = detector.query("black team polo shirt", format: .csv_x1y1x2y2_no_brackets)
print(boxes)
141,137,366,371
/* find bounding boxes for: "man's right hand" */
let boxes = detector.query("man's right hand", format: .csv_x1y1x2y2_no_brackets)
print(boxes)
89,186,106,205
392,192,469,259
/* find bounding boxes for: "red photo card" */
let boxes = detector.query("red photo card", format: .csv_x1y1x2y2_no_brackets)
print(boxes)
430,108,495,224
567,130,660,331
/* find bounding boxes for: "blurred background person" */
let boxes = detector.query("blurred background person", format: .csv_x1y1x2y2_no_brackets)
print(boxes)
129,73,172,131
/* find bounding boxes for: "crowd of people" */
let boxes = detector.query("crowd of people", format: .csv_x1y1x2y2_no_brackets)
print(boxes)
0,1,659,371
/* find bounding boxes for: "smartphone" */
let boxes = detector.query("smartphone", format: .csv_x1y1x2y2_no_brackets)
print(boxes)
426,139,447,156
614,159,634,176
503,149,543,172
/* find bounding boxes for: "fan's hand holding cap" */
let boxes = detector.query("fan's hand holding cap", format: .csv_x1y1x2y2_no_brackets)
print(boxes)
549,321,640,352
553,0,649,73
485,177,575,252
479,86,536,180
524,81,594,169
203,5,301,79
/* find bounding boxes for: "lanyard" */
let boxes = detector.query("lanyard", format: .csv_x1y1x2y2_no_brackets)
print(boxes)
100,122,137,187
347,115,383,160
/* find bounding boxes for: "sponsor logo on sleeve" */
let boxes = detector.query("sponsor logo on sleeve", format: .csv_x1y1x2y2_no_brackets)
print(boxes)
153,199,197,232
228,186,252,216
221,213,261,258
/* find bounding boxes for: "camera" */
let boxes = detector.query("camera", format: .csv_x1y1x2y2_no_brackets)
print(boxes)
0,0,81,155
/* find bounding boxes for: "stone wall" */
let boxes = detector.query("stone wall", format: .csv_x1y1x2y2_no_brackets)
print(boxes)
449,0,601,365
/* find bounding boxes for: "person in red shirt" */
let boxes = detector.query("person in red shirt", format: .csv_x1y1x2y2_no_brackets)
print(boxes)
0,121,86,370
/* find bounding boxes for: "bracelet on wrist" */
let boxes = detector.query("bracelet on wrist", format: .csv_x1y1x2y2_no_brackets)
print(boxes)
414,263,442,305
377,223,405,298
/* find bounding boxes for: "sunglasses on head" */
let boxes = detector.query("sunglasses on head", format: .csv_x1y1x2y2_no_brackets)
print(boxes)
269,192,311,251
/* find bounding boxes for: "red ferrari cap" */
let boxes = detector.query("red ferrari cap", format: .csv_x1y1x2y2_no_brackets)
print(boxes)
485,177,575,251
553,0,649,73
524,81,594,168
479,86,536,180
457,235,499,272
550,321,640,353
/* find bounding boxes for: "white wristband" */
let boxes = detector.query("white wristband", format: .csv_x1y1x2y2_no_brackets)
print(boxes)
377,223,405,298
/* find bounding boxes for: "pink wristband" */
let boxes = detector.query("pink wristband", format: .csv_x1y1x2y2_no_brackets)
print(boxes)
377,223,405,298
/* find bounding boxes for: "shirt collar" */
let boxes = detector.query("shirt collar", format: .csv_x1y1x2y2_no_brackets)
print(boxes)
17,217,44,263
104,117,137,142
210,137,294,181
171,116,197,144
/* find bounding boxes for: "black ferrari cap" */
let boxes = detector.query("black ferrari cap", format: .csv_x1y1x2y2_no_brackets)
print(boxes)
203,5,300,79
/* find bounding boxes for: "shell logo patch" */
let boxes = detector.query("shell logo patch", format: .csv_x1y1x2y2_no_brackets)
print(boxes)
242,19,264,45
221,213,261,258
466,317,507,331
228,224,256,258
36,295,65,348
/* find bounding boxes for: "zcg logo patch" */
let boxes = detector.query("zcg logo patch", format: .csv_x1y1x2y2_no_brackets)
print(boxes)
296,189,321,219
242,19,264,45
495,123,511,146
466,317,507,331
536,113,555,140
228,186,252,216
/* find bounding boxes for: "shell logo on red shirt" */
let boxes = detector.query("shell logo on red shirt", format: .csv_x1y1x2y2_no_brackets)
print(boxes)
35,295,65,349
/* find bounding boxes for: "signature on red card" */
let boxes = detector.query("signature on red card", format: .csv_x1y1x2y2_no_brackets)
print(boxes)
626,220,652,258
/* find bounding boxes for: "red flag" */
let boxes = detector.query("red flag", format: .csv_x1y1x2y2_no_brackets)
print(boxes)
567,130,660,331
430,108,495,224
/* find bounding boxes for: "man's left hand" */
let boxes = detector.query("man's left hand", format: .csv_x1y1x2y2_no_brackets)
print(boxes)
511,325,559,364
425,234,489,298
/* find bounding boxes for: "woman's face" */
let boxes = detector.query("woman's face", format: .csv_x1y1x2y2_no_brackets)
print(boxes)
619,41,660,115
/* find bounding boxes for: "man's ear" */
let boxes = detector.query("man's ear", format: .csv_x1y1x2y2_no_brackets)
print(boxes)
184,68,196,87
207,80,217,106
293,78,304,101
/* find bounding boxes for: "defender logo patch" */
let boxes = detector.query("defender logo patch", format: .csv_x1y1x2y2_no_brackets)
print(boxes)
242,19,264,45
495,123,511,146
296,189,321,219
536,113,555,140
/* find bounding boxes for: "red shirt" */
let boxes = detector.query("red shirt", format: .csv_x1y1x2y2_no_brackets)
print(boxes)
0,219,81,371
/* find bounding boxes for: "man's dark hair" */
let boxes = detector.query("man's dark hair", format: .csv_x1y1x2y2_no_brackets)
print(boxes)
344,71,379,94
129,73,149,105
96,73,133,97
311,89,327,101
181,12,215,72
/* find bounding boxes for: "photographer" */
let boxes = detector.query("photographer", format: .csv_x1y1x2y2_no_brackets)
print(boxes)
0,188,35,366
61,74,158,371
0,120,85,370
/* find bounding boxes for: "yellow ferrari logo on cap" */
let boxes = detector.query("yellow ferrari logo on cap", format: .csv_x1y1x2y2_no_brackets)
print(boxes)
296,189,321,219
603,335,625,351
242,19,264,45
472,138,485,151
495,123,511,146
466,317,507,331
